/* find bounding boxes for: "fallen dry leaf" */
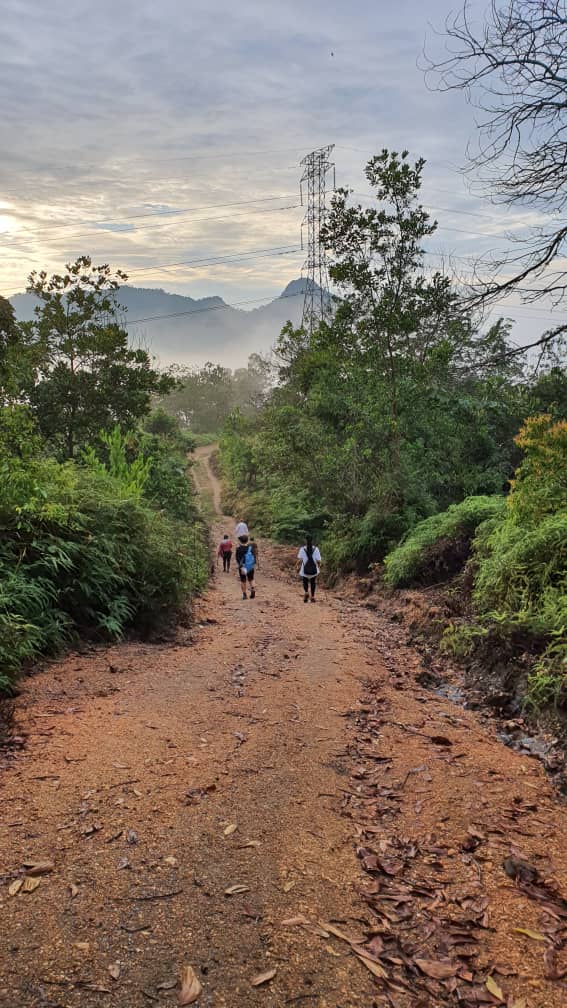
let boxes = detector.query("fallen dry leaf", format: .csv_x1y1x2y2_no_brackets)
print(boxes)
356,954,388,980
108,963,121,981
282,880,295,893
178,964,202,1005
251,967,277,987
73,941,90,952
415,958,458,979
223,823,237,837
485,975,504,1001
224,884,250,896
513,927,546,942
68,883,80,898
23,859,54,876
21,877,41,894
239,839,261,849
307,924,330,938
321,922,366,946
281,915,310,926
164,856,178,867
8,879,23,896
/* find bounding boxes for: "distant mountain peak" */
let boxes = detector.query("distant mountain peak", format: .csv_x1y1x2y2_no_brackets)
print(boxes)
9,278,311,369
280,277,319,298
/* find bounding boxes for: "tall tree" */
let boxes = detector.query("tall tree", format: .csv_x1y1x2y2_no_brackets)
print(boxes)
428,0,567,354
251,151,528,559
23,257,174,457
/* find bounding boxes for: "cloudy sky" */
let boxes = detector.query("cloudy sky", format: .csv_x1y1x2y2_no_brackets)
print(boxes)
0,0,560,352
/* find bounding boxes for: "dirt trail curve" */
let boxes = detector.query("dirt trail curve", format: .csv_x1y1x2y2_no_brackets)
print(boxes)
1,445,566,1008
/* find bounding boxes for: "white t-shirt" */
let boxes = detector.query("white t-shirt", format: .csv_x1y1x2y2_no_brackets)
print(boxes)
235,522,249,538
297,545,321,578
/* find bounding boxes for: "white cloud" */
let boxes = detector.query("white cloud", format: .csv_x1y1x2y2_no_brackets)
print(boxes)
1,0,561,355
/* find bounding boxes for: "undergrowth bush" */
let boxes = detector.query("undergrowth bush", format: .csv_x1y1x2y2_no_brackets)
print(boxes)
0,415,207,693
383,495,506,587
469,417,567,708
438,417,567,710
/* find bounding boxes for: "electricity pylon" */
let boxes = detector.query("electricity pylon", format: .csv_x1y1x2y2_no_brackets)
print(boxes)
300,145,335,335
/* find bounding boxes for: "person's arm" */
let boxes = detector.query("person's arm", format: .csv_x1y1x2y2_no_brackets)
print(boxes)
296,548,304,574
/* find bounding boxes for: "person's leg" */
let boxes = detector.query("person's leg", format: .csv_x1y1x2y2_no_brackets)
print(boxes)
222,554,228,572
302,577,309,602
226,551,232,572
310,577,316,601
240,573,247,599
248,571,256,599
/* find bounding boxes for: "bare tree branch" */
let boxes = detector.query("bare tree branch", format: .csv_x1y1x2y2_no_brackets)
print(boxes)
425,0,567,348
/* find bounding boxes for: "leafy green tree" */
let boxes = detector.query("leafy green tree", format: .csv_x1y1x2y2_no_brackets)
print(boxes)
161,354,273,433
0,295,38,404
221,151,534,569
23,257,175,457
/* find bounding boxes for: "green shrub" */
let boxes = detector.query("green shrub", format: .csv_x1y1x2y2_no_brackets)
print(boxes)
267,488,328,543
470,446,566,707
383,495,506,587
0,429,208,692
443,417,567,710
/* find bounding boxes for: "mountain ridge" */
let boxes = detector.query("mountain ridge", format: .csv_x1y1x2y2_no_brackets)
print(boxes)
9,278,317,368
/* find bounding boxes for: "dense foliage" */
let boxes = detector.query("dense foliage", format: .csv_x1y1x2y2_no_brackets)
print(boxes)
0,261,208,694
220,152,547,572
2,258,174,458
383,416,566,707
218,151,566,711
470,416,567,706
160,354,272,434
383,496,506,587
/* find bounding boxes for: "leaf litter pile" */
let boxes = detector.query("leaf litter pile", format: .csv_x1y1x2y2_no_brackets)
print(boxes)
334,677,567,1008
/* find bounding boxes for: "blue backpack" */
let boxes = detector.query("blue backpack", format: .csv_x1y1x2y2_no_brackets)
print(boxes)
242,545,255,573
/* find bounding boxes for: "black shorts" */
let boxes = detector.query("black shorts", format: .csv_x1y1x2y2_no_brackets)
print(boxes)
239,570,255,583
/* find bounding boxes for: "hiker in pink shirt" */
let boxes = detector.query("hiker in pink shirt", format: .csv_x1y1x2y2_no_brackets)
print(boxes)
217,534,233,572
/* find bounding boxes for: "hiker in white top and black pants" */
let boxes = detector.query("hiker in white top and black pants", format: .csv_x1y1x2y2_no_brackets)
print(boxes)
297,536,321,603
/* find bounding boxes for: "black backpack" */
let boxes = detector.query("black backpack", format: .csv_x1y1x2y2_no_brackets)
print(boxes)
304,545,317,576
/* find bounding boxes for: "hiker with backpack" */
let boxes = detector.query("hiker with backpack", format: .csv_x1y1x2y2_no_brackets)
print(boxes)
217,534,233,572
297,536,321,603
235,534,257,600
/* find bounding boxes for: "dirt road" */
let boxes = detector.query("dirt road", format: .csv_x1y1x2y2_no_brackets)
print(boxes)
1,447,566,1007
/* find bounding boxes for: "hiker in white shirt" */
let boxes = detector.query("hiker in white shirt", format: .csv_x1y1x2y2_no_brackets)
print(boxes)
297,536,321,603
234,520,249,539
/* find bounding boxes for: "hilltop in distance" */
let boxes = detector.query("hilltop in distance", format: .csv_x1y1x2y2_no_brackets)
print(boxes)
10,278,318,370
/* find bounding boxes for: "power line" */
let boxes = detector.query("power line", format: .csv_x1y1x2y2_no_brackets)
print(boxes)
0,244,303,299
124,289,305,326
3,201,300,246
127,245,301,275
350,192,531,240
1,193,297,241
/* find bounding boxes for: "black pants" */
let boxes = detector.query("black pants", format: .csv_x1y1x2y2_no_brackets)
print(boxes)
303,576,316,597
222,551,232,572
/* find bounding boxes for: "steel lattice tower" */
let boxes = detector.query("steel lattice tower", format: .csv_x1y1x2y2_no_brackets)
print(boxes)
300,145,335,334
